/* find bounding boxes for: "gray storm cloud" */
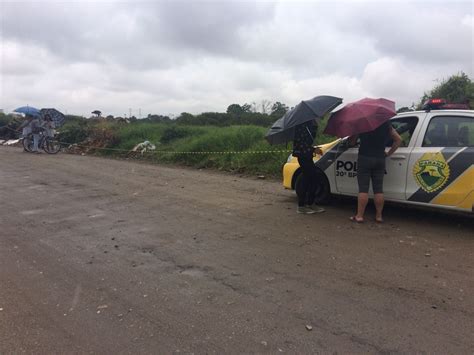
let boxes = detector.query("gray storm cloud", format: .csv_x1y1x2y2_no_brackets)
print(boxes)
0,0,472,116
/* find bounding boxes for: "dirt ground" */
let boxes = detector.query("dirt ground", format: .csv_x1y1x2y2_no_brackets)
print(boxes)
0,146,473,354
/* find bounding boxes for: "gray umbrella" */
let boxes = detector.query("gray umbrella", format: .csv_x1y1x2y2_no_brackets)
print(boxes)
265,95,342,145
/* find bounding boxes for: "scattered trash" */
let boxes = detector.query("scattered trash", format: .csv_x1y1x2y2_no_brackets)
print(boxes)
130,141,156,155
257,175,266,179
425,253,431,257
306,325,313,331
261,341,268,346
1,139,21,146
97,304,108,309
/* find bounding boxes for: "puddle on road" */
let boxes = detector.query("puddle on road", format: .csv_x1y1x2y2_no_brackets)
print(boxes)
27,185,45,190
20,209,43,215
88,213,106,218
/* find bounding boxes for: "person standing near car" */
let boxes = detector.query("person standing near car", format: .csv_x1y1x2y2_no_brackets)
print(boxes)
293,119,325,214
349,121,402,223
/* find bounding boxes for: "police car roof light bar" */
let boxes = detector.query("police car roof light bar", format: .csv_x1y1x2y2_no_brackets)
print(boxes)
423,98,470,111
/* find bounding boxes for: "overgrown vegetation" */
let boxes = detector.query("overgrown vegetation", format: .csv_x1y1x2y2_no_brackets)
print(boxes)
55,118,336,176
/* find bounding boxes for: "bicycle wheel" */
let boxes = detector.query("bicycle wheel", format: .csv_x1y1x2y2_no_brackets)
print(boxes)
43,137,61,154
22,135,34,152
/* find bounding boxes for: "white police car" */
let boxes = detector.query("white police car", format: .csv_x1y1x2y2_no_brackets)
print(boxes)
283,99,474,213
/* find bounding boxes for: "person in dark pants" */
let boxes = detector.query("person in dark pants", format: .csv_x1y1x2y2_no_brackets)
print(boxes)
349,121,401,223
293,119,325,214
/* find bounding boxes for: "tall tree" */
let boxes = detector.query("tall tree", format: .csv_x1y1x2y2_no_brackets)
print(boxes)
259,99,273,114
241,103,252,113
226,104,244,116
227,104,252,120
270,101,289,117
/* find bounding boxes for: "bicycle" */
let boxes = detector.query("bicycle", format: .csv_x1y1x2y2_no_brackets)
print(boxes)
22,128,61,154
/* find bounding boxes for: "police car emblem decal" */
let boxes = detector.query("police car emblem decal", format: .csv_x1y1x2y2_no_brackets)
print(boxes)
413,152,450,193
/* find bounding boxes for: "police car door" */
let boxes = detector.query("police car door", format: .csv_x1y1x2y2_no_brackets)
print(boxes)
406,113,474,210
383,115,421,200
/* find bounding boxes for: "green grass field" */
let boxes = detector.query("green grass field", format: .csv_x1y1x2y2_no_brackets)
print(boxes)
59,119,336,176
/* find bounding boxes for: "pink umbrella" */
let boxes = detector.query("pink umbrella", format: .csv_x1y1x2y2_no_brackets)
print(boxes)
323,98,396,138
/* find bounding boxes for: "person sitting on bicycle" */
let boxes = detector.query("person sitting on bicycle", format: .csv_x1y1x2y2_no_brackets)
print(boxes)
18,114,41,153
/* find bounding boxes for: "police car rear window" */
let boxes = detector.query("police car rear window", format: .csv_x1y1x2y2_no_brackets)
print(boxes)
423,115,474,147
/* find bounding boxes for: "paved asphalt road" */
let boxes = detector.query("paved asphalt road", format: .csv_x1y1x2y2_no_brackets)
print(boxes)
0,147,473,353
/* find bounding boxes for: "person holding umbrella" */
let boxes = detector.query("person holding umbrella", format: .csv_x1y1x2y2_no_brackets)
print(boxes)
41,113,55,138
265,95,343,214
324,98,401,223
349,121,401,223
14,106,42,153
292,120,325,214
17,113,42,153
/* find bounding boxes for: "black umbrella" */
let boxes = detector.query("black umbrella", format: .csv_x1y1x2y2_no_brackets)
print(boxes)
40,108,66,127
265,95,342,145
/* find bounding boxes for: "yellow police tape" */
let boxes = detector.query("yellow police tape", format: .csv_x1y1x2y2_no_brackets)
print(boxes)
59,142,292,155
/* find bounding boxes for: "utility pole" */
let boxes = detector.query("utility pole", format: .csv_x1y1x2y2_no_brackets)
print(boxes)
129,108,132,118
139,108,141,119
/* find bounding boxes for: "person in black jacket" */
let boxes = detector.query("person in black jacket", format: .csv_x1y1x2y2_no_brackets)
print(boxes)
293,119,325,214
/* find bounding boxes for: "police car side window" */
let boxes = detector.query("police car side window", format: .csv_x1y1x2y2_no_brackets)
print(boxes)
423,116,474,147
388,116,419,147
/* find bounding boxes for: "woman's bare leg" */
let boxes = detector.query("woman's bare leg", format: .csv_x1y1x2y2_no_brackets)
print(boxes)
374,193,384,221
356,193,369,220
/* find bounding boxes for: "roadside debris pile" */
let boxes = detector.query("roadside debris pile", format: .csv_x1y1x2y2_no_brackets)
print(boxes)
64,139,158,158
0,139,21,146
63,138,114,154
63,143,88,154
63,126,120,155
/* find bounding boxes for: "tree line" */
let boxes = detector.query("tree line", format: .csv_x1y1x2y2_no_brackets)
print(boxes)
1,72,472,131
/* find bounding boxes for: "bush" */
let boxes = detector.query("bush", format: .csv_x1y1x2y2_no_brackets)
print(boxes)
0,114,26,139
160,126,191,144
59,121,89,144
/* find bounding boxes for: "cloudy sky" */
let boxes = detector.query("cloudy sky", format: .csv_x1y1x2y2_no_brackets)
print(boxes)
1,0,472,117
